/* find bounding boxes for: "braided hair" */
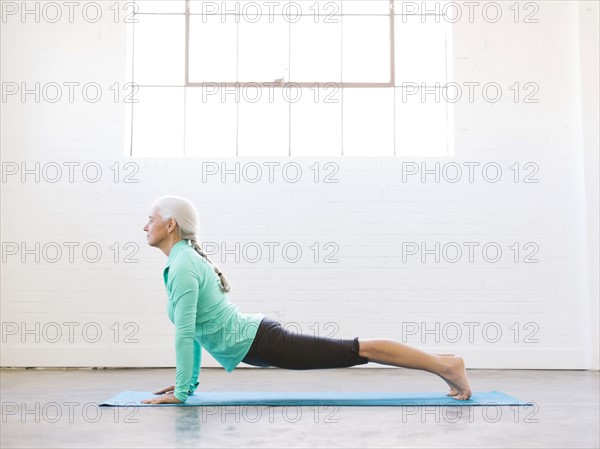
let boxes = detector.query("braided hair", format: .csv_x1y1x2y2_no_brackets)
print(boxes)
188,239,231,293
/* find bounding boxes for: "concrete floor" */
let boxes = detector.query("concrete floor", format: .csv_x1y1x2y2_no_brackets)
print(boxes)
1,368,598,448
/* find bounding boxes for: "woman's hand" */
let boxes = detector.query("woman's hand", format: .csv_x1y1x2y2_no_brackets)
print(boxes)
152,385,175,395
141,393,182,404
140,385,182,404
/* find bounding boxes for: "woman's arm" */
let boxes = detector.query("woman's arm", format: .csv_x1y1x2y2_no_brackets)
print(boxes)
171,267,200,403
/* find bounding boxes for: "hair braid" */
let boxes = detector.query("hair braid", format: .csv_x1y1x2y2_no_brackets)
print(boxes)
189,239,231,293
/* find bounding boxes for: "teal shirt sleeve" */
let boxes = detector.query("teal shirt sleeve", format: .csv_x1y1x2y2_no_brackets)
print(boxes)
171,267,199,403
188,339,201,395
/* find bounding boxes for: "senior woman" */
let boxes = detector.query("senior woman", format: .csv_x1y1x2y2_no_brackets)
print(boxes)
141,195,471,404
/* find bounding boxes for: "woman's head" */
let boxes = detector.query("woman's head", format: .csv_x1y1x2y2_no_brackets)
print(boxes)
150,195,199,241
143,195,198,250
144,195,231,292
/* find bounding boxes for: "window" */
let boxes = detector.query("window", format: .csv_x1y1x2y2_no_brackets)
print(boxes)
125,0,453,157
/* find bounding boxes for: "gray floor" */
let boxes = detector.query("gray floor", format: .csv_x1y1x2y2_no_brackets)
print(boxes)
1,367,598,449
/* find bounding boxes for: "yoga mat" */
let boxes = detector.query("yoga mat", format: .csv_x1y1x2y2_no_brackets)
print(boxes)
99,390,532,407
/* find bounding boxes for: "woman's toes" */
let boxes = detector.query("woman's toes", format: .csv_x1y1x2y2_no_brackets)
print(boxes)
457,390,472,400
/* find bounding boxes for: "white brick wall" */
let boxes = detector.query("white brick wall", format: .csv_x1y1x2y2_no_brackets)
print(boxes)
1,1,598,370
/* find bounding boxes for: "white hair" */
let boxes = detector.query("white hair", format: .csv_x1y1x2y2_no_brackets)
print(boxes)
151,195,231,292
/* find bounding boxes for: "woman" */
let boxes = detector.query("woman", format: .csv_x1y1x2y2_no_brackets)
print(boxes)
141,195,472,404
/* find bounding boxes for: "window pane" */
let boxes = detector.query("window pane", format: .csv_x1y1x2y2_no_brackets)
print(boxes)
342,0,390,15
290,19,341,82
185,87,237,156
133,15,185,85
238,16,289,82
395,87,448,157
238,87,289,156
395,16,448,85
136,0,185,14
189,15,237,82
132,88,185,157
291,88,342,156
343,88,394,156
342,16,390,83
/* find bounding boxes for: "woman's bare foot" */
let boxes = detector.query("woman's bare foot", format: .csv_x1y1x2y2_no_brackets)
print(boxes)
434,354,459,395
437,356,472,400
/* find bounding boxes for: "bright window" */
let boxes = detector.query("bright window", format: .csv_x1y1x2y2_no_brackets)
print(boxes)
125,0,453,156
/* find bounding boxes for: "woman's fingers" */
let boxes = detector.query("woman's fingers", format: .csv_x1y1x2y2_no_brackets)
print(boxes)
141,394,182,404
142,396,164,404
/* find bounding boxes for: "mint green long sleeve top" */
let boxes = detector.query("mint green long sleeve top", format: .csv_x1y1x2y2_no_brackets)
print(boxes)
163,239,264,403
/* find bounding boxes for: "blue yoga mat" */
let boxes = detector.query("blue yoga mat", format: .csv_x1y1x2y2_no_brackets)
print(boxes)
99,390,532,407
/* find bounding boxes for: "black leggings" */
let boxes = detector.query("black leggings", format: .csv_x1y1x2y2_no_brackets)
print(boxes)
241,316,369,369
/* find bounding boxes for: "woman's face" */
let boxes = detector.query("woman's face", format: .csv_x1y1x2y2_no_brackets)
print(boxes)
143,209,172,248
